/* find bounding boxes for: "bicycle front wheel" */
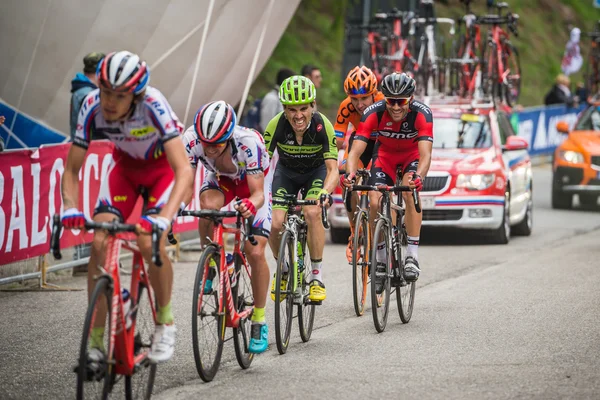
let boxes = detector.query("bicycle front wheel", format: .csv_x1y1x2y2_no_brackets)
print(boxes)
396,223,416,323
76,276,114,400
274,230,294,354
298,237,315,342
502,42,521,107
370,218,391,333
352,210,370,317
125,275,157,400
232,253,254,369
191,245,224,382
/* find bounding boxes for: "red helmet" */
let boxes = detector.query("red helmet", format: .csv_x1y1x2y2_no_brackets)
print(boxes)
97,51,149,95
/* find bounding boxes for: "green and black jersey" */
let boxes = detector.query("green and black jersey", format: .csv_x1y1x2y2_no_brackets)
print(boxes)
264,111,338,174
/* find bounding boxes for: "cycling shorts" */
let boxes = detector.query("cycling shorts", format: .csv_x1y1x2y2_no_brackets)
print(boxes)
272,164,327,210
94,150,174,220
339,133,375,173
368,144,419,186
200,170,272,238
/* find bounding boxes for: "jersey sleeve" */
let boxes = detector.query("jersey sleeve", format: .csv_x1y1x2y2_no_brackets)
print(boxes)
241,128,268,175
263,113,282,157
73,89,100,150
143,88,184,143
333,98,352,139
320,113,339,160
181,126,200,169
414,110,434,143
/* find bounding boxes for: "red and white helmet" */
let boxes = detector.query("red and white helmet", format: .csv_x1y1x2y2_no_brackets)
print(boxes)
97,51,150,95
193,101,237,144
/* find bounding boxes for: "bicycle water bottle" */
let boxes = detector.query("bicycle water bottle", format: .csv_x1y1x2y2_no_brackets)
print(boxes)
121,288,132,330
226,253,237,288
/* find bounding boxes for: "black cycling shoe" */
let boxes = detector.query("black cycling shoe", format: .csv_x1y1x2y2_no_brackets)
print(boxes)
403,256,421,282
374,263,387,294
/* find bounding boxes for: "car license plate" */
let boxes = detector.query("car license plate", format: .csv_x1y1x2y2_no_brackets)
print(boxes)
420,196,436,210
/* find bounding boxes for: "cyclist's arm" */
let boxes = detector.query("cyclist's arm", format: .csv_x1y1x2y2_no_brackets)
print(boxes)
180,126,200,207
323,159,339,195
346,111,377,176
263,114,281,157
246,171,265,210
162,137,194,221
61,145,88,210
414,112,434,178
334,98,351,150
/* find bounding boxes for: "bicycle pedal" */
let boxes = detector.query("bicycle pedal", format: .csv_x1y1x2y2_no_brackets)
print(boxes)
307,300,322,306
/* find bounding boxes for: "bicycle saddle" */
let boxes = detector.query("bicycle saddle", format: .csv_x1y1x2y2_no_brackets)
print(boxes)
496,2,509,8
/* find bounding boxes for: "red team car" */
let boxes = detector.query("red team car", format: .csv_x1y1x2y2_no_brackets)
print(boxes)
329,101,533,244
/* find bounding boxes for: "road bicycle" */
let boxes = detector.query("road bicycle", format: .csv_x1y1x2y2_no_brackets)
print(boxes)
356,9,419,82
408,4,456,97
586,21,600,97
479,1,521,106
50,215,163,400
177,209,256,382
272,193,329,354
346,168,371,317
352,171,421,333
448,0,484,99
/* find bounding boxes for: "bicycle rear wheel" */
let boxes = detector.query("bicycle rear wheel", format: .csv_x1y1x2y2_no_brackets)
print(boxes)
352,210,370,317
125,276,157,400
232,253,254,369
501,42,521,107
191,245,224,382
76,276,114,400
298,236,315,342
275,230,294,354
396,222,416,323
370,218,391,333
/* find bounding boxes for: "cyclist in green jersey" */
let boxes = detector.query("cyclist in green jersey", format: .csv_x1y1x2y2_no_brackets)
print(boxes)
264,75,339,302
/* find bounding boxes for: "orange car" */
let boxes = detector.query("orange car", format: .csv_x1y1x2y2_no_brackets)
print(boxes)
553,105,600,209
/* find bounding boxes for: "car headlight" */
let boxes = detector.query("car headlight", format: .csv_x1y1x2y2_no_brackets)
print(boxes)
456,173,495,190
558,150,584,164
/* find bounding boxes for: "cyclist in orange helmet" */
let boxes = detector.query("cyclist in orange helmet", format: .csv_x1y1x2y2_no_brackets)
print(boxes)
334,66,385,262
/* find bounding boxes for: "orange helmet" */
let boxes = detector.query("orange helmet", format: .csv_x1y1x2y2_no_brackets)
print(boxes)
344,66,378,97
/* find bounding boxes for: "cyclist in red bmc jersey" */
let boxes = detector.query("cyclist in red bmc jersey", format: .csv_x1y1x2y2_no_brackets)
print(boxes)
343,72,433,287
62,51,194,364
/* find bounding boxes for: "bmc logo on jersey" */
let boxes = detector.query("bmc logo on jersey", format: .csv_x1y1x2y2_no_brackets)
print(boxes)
378,130,418,139
411,102,431,114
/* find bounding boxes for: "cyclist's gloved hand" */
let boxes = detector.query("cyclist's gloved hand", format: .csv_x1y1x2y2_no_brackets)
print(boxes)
411,173,424,192
61,208,88,229
137,215,170,234
317,189,333,208
341,172,356,188
235,198,256,219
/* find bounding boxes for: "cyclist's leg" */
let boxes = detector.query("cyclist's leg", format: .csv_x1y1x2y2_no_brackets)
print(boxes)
303,165,329,301
400,157,422,281
135,158,181,362
245,175,271,353
268,165,297,258
89,158,138,351
197,172,226,247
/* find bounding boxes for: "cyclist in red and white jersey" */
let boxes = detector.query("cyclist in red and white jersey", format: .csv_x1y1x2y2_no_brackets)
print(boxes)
62,51,194,363
181,101,271,353
343,72,433,287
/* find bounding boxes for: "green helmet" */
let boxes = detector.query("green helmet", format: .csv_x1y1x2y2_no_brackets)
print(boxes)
279,75,316,105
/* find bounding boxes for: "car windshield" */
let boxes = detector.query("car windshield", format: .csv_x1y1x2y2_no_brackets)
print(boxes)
574,107,600,131
433,115,492,149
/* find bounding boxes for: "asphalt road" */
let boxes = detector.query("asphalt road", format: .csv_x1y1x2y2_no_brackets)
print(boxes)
1,164,599,400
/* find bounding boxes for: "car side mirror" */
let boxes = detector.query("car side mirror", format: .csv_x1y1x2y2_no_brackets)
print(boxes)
503,136,529,152
556,121,570,134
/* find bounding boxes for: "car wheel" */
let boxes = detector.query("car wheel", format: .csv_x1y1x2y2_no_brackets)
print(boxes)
579,194,598,208
551,180,571,209
330,227,351,244
490,188,510,244
513,189,532,236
